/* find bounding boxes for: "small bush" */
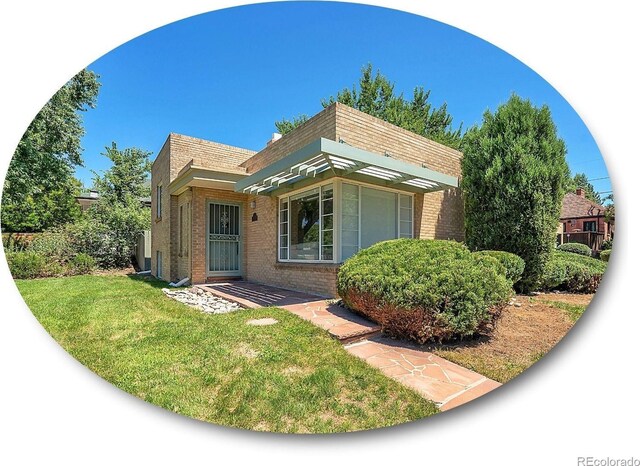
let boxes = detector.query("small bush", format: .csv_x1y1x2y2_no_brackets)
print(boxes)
337,239,512,344
473,250,525,285
6,251,48,279
600,238,613,251
600,249,611,262
68,253,97,275
28,229,75,262
558,242,592,257
539,250,607,293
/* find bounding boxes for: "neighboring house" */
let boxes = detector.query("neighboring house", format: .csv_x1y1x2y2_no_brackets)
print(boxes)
151,102,463,297
75,190,100,211
75,190,152,211
559,187,613,250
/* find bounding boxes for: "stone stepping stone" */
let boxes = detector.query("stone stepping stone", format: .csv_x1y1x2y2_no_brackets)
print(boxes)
246,318,278,326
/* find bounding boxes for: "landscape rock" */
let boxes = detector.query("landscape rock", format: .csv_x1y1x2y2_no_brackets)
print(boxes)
162,287,242,314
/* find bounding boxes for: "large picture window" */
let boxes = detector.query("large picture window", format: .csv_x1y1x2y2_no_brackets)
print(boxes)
279,181,412,263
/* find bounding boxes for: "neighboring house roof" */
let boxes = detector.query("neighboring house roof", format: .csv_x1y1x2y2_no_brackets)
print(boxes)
74,192,152,208
561,191,606,219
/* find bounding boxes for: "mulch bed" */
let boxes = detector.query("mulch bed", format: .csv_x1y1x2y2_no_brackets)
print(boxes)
426,294,594,383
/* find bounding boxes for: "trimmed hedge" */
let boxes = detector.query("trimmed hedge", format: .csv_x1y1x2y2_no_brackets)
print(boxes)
600,249,611,262
539,250,607,293
600,238,613,251
473,250,525,286
558,242,592,257
337,239,512,343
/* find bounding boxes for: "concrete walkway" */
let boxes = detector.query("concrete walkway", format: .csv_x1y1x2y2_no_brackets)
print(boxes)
199,281,501,411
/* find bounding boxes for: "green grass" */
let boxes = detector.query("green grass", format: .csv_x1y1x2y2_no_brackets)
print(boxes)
16,274,437,433
535,299,587,322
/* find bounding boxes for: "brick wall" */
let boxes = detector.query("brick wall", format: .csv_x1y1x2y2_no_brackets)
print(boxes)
176,189,193,280
150,137,171,280
333,103,464,241
151,133,256,282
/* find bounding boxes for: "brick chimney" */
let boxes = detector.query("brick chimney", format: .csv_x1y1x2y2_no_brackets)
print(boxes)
576,187,585,197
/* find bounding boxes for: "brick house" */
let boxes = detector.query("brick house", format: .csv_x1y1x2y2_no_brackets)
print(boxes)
558,188,613,250
560,188,613,237
151,102,463,297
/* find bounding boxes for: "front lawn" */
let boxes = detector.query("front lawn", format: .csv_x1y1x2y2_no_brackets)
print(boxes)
16,274,437,433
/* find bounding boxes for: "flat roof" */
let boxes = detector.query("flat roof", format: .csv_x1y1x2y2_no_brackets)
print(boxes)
234,138,459,196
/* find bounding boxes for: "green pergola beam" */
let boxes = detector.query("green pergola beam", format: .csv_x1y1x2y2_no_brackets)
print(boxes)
234,137,459,194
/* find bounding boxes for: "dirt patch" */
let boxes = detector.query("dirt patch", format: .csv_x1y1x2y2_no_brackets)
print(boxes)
92,267,137,276
282,365,312,376
235,343,260,359
428,298,577,383
534,292,594,307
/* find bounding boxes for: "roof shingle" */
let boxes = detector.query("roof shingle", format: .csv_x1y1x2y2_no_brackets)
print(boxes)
561,192,605,219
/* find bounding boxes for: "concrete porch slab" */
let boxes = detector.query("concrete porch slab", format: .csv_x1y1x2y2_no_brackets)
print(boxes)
197,282,381,342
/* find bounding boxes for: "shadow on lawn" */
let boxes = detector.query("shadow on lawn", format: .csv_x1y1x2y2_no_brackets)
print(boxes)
125,273,171,290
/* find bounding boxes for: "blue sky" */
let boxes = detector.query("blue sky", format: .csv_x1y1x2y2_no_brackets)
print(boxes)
77,1,611,199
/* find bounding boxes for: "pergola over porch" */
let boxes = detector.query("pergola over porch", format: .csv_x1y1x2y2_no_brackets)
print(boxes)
234,138,459,196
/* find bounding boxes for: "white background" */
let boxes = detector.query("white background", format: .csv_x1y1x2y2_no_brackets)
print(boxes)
0,1,637,464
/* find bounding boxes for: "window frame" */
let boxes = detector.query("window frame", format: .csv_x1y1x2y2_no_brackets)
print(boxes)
278,182,334,264
583,220,597,232
277,178,414,264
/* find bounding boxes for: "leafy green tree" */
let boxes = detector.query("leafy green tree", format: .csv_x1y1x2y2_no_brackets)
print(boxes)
566,173,602,204
92,143,152,204
1,69,100,232
603,194,615,223
73,143,152,268
276,64,462,149
275,114,309,135
461,95,570,292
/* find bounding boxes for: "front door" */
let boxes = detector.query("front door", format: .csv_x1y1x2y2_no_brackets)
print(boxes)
208,202,241,276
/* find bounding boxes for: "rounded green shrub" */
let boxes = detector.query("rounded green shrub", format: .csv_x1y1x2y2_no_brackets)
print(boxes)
539,250,607,293
600,238,613,251
473,250,525,286
599,249,611,262
337,239,513,344
557,242,592,257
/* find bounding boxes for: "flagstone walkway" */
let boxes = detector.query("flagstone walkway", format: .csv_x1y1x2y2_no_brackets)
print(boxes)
199,281,501,411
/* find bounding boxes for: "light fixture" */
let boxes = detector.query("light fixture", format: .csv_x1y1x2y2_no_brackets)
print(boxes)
250,200,256,209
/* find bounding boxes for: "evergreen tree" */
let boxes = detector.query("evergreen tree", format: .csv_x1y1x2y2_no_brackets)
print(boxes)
461,95,570,291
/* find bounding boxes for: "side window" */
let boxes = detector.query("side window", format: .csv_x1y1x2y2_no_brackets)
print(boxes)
156,251,163,279
156,184,163,219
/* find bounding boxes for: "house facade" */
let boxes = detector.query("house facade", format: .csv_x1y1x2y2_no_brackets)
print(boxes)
151,103,463,297
560,188,613,237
